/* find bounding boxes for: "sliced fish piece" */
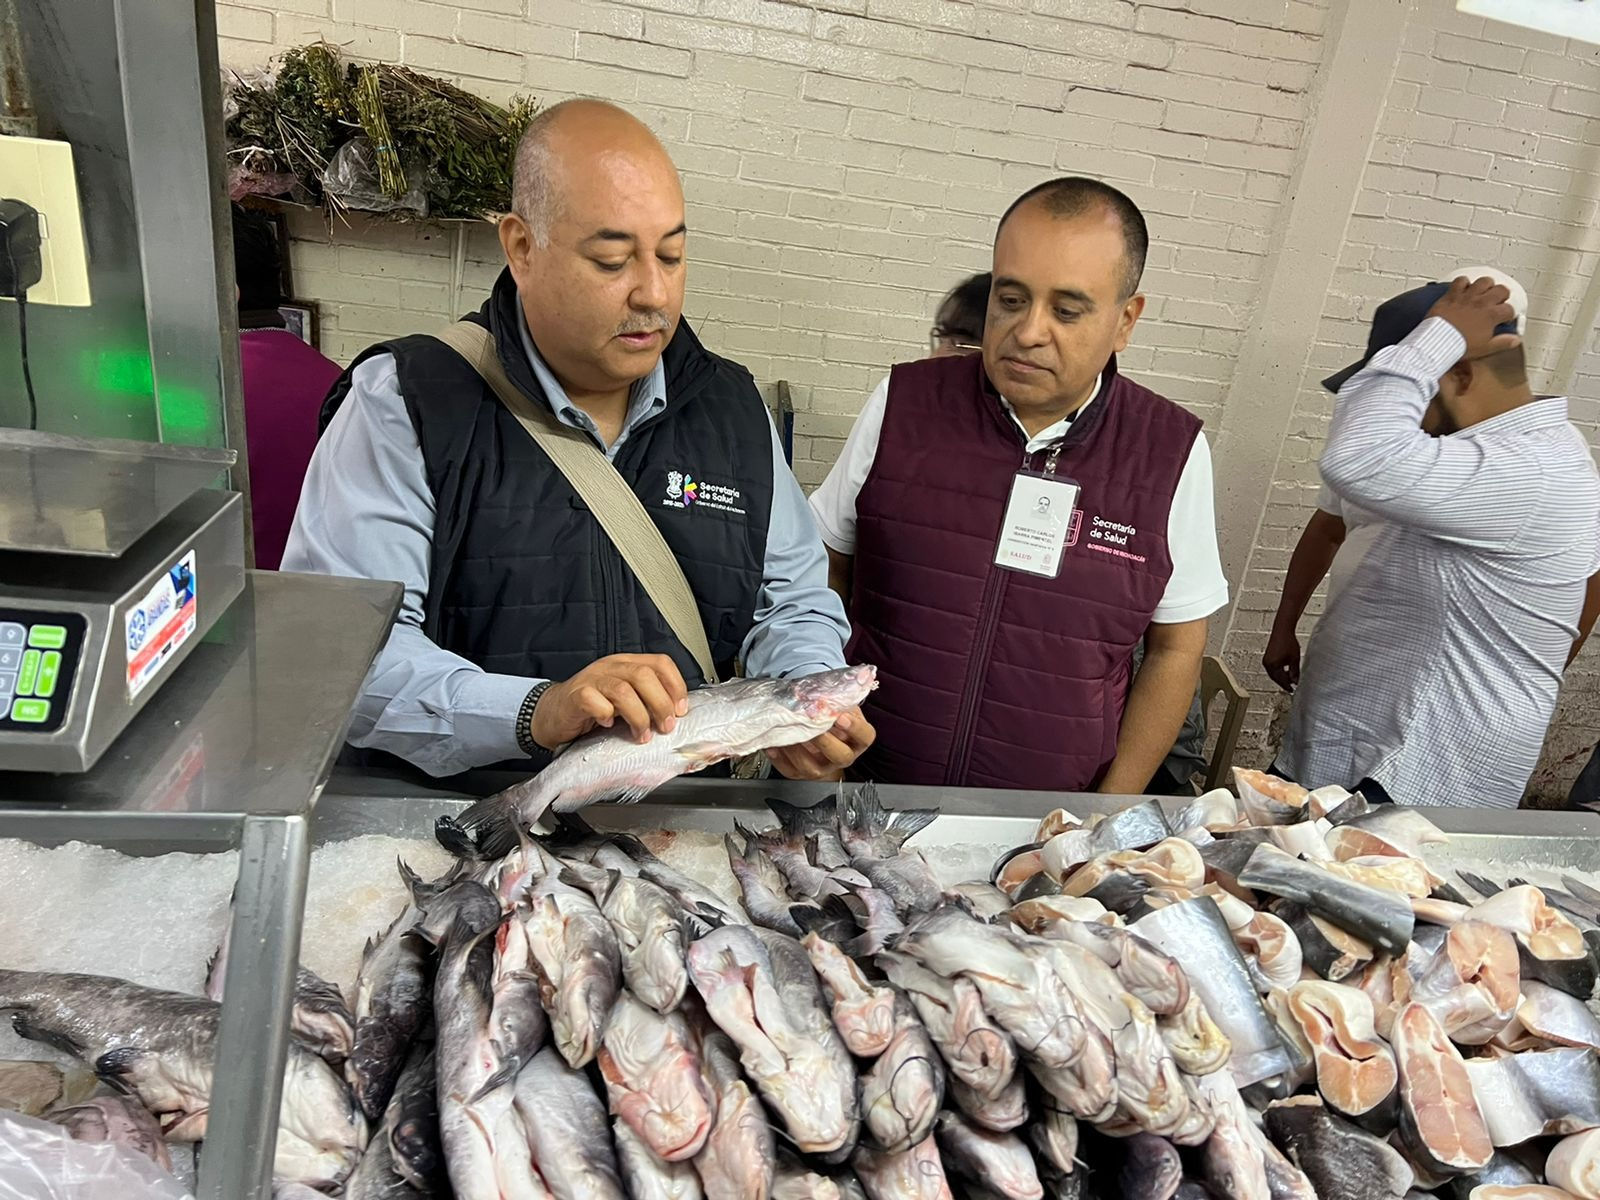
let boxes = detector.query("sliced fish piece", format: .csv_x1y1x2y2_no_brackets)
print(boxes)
1088,800,1174,854
1471,886,1597,999
1010,895,1113,932
1239,844,1414,955
1272,900,1375,982
1519,980,1600,1050
1262,1095,1412,1200
1163,787,1241,833
1446,1150,1543,1199
1325,808,1446,861
1287,981,1398,1127
1234,768,1313,826
1040,830,1097,885
860,994,944,1153
1393,1002,1492,1174
1411,921,1519,1045
1548,1129,1600,1200
1133,896,1291,1087
1465,1048,1600,1145
1232,911,1303,994
1035,808,1083,842
947,881,1013,921
1355,955,1415,1041
994,843,1049,895
1323,855,1445,900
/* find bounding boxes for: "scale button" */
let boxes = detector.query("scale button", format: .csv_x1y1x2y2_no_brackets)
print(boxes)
0,672,13,696
0,624,22,647
17,649,39,696
27,625,67,650
10,698,49,723
0,649,18,671
36,652,61,698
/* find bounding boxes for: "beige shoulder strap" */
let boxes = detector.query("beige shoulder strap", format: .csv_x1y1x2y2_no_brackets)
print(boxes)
433,322,719,685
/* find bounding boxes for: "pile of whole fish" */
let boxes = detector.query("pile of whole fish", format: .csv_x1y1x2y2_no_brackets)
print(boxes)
3,768,1600,1200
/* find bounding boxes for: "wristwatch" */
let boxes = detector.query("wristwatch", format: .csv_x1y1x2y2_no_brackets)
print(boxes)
516,681,554,758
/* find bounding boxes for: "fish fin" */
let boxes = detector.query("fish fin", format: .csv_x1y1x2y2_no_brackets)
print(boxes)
1456,870,1502,899
202,946,224,1001
765,795,833,837
885,807,939,846
469,1055,524,1103
841,780,886,837
435,800,521,864
613,783,656,805
93,1047,144,1086
556,860,607,899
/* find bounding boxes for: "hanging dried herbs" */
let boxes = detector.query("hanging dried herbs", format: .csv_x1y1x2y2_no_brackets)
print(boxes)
224,43,537,220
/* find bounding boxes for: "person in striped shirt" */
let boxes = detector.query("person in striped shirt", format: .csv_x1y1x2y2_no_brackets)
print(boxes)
1274,272,1600,808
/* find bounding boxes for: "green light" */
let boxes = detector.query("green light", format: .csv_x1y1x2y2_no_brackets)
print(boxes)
158,386,218,439
88,349,155,395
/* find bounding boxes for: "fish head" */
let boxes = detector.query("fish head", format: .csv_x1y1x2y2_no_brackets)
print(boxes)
784,665,878,721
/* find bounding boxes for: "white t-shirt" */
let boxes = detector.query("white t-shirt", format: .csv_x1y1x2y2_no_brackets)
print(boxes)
810,373,1230,624
1315,482,1381,607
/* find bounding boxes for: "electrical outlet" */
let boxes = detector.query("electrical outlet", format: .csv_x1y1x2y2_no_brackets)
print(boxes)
0,135,91,307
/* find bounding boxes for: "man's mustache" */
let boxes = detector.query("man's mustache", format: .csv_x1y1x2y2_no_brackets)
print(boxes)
616,313,671,336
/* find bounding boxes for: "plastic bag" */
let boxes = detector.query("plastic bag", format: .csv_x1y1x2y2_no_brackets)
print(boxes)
321,137,428,216
0,1110,194,1200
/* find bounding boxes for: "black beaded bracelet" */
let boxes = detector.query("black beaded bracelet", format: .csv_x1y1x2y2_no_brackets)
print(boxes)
516,681,553,758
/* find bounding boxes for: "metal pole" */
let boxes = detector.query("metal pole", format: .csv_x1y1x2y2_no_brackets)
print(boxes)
112,0,254,563
197,813,310,1200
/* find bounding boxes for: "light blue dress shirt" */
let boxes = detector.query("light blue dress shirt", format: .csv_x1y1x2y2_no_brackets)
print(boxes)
282,314,849,776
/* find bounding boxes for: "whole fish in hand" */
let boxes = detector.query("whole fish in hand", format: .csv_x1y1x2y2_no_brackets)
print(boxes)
438,666,878,859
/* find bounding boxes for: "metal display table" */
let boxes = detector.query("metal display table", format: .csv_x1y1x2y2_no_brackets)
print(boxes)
0,570,401,1200
316,775,1600,879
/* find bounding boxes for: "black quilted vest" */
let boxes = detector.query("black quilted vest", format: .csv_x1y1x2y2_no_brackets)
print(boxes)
320,269,774,695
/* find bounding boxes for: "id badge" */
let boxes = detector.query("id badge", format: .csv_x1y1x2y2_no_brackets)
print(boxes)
994,473,1080,578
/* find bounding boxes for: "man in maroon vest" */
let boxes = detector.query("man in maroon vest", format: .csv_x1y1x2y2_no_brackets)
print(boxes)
810,178,1228,794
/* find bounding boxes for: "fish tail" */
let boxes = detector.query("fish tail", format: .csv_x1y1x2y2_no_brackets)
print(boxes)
435,794,528,861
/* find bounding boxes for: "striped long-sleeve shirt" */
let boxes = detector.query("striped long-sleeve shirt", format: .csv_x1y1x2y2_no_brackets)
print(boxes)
1278,317,1600,808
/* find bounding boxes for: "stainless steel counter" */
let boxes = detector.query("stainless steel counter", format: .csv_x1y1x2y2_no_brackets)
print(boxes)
316,775,1600,879
0,570,401,1200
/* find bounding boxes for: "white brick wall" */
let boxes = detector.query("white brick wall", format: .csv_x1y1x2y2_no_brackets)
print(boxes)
1219,4,1600,800
220,0,1600,799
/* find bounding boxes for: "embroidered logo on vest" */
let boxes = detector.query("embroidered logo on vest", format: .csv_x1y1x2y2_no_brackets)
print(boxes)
1086,515,1146,563
664,469,745,516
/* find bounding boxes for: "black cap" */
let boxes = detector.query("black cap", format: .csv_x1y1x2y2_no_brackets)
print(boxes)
1322,281,1521,394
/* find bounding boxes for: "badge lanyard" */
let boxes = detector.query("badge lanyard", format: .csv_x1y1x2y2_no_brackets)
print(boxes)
994,424,1081,580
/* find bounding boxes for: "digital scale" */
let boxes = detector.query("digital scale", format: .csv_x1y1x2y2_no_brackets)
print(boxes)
0,430,245,773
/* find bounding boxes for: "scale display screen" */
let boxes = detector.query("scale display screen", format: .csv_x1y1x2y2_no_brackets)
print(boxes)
0,610,87,734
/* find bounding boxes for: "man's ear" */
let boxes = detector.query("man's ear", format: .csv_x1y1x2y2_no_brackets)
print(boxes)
1439,359,1473,401
499,213,534,285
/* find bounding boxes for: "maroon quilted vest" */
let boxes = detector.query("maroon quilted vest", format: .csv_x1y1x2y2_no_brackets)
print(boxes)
847,352,1201,790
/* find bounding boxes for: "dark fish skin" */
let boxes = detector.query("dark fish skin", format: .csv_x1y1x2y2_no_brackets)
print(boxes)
387,1043,443,1191
838,782,938,860
1272,901,1374,983
1088,802,1173,856
1117,1133,1182,1200
1516,941,1599,999
766,795,852,870
347,861,434,1122
1239,845,1414,956
1262,1098,1412,1200
1444,1151,1541,1199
